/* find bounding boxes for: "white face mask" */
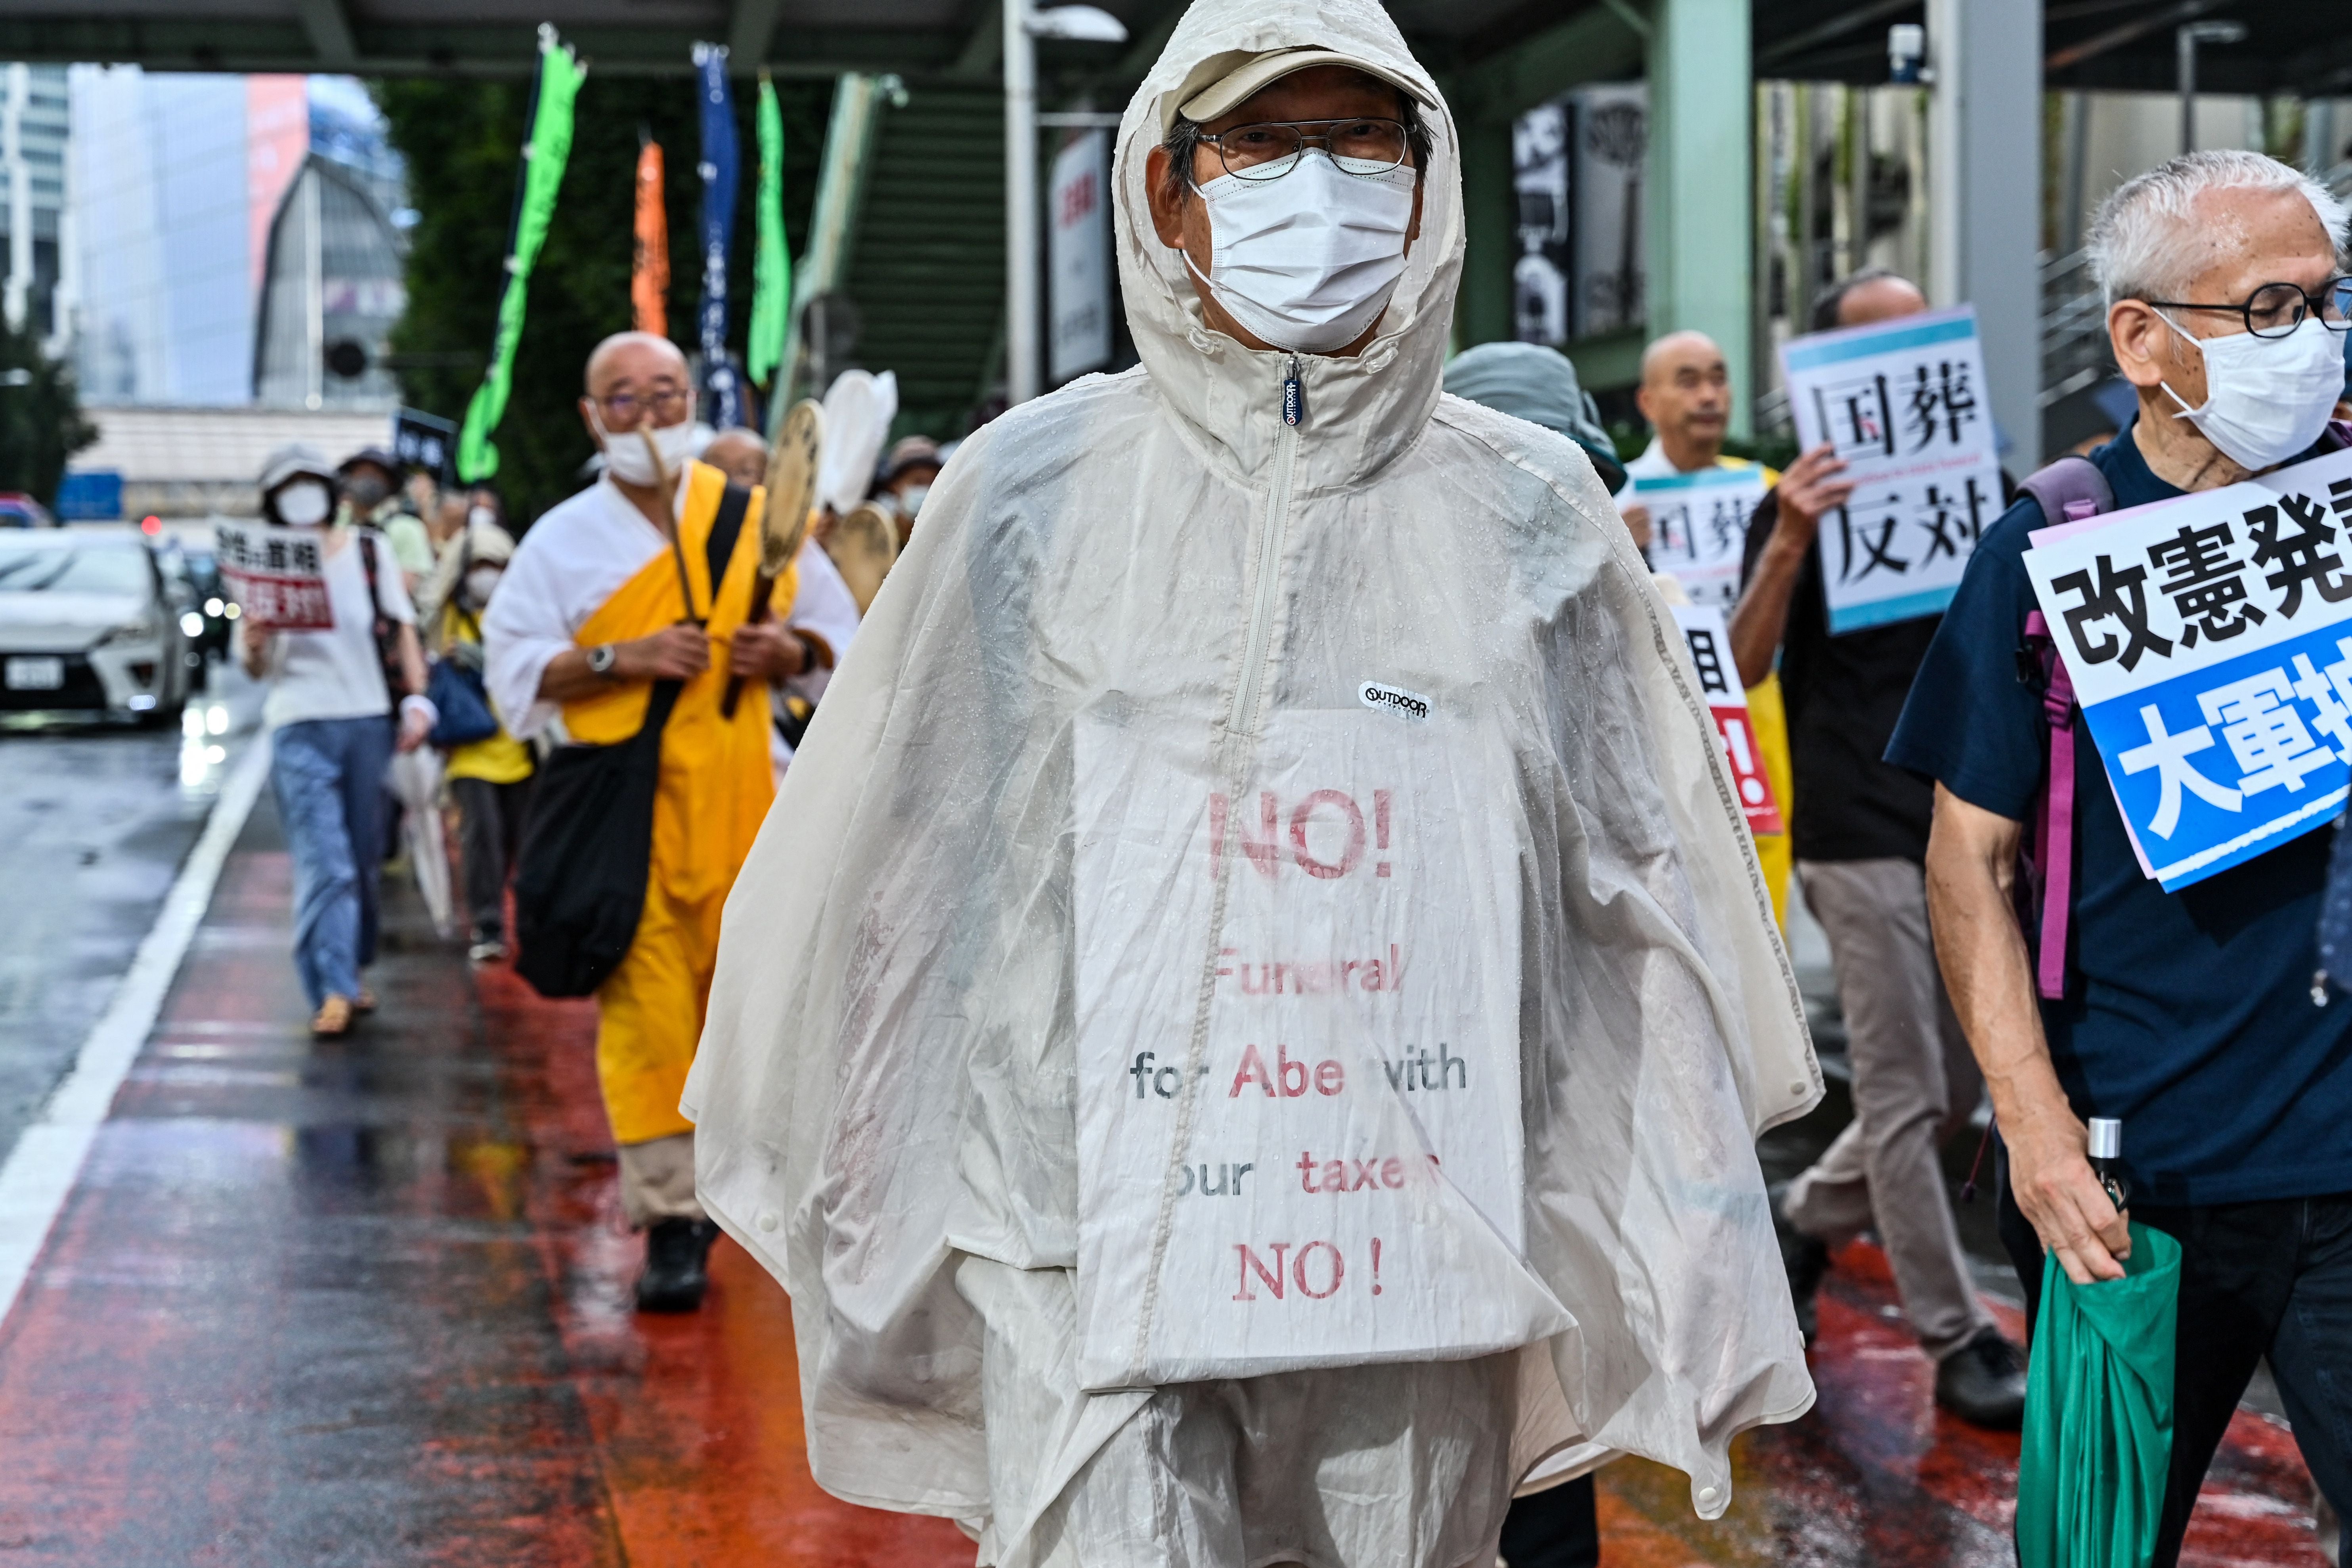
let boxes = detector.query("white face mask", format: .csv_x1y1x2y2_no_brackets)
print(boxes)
468,505,497,530
591,400,700,488
463,565,503,608
1184,152,1415,354
274,480,332,527
2159,313,2346,472
895,482,929,521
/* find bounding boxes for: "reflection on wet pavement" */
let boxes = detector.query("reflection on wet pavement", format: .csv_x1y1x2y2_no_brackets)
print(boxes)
0,667,263,1170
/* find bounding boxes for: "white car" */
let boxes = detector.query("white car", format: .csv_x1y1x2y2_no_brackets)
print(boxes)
0,528,197,723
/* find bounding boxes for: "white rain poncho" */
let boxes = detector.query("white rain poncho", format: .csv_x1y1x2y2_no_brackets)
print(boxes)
686,0,1821,1559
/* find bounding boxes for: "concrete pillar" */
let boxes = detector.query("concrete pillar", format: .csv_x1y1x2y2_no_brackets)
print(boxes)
1646,0,1753,436
1926,0,2043,468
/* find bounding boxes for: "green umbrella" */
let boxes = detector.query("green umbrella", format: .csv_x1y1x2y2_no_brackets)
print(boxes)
2016,1220,2182,1568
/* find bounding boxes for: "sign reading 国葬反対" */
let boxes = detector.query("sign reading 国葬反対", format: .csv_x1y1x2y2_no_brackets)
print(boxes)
1636,467,1769,610
1782,304,2003,635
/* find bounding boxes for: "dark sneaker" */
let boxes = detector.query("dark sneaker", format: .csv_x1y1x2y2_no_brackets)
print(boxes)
634,1218,721,1313
1935,1329,2029,1428
1771,1183,1831,1347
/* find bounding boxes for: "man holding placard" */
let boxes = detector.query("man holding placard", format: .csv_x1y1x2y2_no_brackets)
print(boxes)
1616,329,1796,925
1731,270,2028,1426
1891,151,2352,1560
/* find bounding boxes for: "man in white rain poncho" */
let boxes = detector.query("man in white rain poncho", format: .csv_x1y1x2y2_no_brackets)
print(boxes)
686,0,1821,1561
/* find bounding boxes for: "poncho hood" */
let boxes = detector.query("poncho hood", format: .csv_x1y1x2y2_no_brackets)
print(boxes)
1114,0,1459,487
686,0,1820,1552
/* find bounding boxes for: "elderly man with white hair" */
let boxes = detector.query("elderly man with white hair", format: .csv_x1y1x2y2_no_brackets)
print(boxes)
1891,149,2352,1564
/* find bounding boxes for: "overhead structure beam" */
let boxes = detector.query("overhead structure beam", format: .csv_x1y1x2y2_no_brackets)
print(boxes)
293,0,358,69
730,0,786,65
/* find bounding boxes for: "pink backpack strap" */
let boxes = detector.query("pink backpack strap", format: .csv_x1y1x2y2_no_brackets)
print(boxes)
2026,610,2077,1001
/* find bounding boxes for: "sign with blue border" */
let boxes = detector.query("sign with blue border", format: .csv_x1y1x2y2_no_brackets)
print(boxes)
1632,465,1767,609
2023,447,2352,890
1782,305,2002,634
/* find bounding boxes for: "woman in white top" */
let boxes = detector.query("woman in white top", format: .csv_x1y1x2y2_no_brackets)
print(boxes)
237,445,434,1036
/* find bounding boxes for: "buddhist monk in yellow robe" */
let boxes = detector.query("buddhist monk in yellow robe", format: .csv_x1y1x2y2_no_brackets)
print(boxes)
484,332,821,1311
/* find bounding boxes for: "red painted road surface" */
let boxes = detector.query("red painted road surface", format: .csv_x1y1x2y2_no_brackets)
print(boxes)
0,793,2332,1564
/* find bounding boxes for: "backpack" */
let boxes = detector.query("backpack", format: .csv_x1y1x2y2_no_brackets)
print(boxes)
2017,427,2352,1006
2012,458,2113,1002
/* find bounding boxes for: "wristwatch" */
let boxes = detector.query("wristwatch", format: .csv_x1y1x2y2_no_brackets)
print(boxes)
586,643,618,678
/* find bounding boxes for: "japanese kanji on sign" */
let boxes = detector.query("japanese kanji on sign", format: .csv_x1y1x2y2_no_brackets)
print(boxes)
215,520,334,631
1635,467,1769,610
1782,305,2003,635
1672,602,1784,835
2022,447,2352,891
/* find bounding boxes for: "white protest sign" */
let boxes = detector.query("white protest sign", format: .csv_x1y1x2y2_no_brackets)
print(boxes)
1782,305,2002,634
1635,466,1767,610
215,520,333,630
1048,131,1112,385
1671,603,1783,836
1071,709,1570,1389
2022,447,2352,890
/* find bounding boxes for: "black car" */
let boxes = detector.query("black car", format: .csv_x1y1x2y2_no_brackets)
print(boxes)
179,547,235,663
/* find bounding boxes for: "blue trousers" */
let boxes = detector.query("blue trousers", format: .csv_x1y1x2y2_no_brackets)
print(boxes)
270,716,393,1009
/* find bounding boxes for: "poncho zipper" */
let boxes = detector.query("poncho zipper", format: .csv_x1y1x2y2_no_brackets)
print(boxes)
1229,355,1302,743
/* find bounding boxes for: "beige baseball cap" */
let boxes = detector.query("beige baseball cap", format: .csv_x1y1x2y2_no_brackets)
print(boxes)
1160,46,1434,136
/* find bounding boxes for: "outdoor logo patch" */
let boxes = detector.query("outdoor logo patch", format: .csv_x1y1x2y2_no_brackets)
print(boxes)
1358,681,1430,721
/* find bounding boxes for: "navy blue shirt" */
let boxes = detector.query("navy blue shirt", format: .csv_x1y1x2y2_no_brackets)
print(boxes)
1887,424,2352,1206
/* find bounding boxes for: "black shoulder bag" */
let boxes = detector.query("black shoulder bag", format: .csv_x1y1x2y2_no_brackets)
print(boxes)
513,484,751,998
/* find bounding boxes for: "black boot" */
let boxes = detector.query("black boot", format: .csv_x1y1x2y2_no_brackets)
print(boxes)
1935,1329,2029,1428
634,1217,720,1312
1771,1183,1831,1348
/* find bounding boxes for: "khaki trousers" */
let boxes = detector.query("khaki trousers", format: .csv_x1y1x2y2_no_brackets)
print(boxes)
1784,858,1995,1361
617,1130,705,1228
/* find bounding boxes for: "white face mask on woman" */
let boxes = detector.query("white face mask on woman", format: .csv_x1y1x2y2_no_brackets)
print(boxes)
592,403,700,488
1185,152,1416,354
274,479,333,527
2159,312,2347,472
468,505,497,531
463,565,504,609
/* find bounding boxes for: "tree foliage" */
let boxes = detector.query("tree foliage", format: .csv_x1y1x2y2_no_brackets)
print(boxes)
376,72,833,528
0,319,96,506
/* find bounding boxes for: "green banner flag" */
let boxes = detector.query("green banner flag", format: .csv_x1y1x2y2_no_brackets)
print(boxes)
455,25,588,483
747,72,791,390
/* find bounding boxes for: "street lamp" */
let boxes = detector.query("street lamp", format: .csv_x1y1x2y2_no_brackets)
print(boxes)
2177,19,2247,156
1004,0,1127,407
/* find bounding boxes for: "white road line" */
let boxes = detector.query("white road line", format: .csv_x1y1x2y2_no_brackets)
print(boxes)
0,734,272,1325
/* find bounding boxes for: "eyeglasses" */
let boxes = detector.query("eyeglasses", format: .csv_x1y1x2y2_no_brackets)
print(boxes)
1196,118,1411,182
591,386,691,425
2145,278,2352,338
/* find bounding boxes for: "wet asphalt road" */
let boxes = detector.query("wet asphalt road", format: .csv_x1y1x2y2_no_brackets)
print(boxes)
0,660,264,1169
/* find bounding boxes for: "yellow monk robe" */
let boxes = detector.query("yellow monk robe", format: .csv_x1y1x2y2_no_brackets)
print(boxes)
561,461,799,1143
1745,671,1796,929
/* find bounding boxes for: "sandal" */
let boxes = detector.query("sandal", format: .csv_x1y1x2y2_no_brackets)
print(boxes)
311,995,355,1037
352,987,379,1013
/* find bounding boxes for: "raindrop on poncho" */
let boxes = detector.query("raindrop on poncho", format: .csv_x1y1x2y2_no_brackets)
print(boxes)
685,0,1821,1560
